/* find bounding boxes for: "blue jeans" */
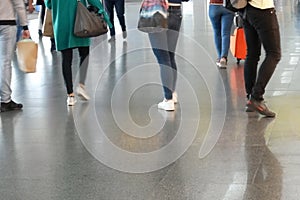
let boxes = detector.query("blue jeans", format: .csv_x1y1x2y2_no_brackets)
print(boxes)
243,5,281,100
148,8,182,100
0,25,17,103
104,0,126,37
209,4,234,60
16,18,22,42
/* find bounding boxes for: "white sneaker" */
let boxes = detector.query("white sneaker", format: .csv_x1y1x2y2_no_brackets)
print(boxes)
158,99,175,111
219,57,227,69
67,96,77,106
76,85,90,100
172,92,178,104
216,59,220,67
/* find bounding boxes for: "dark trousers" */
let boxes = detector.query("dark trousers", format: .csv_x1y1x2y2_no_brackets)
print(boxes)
61,47,89,95
40,2,46,26
243,5,281,100
104,0,126,36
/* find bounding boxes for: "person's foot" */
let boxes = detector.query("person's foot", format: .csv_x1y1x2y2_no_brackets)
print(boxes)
50,44,56,51
245,102,255,112
50,39,56,51
122,31,127,39
108,36,116,43
76,85,90,100
158,99,175,111
38,29,43,37
1,100,23,112
216,59,220,67
67,95,77,106
247,97,276,117
218,57,227,69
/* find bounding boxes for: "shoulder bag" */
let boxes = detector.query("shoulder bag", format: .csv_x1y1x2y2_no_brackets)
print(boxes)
137,0,168,33
74,0,108,38
224,0,248,12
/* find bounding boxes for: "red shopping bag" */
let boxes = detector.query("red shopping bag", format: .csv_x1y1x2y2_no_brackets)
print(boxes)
230,27,247,63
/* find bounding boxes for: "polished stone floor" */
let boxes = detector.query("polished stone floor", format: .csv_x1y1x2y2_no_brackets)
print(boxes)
1,0,300,199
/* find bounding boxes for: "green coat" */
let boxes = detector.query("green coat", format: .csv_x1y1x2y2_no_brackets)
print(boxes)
45,0,112,51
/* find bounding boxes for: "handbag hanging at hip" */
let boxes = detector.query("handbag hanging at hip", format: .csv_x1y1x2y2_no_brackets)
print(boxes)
137,0,168,33
74,0,108,38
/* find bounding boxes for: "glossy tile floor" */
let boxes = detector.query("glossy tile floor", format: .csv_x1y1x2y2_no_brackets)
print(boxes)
1,0,300,199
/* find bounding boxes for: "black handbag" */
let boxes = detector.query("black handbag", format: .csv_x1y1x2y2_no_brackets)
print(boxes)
74,0,108,38
223,0,248,12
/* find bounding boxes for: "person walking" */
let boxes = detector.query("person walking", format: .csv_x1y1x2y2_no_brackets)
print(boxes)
104,0,127,42
244,0,281,117
208,0,234,69
0,0,31,112
45,0,112,106
148,0,183,111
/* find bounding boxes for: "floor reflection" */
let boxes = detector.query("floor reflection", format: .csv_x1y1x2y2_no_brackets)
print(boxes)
243,118,283,200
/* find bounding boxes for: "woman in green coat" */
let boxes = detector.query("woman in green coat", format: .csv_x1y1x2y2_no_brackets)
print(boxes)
45,0,112,106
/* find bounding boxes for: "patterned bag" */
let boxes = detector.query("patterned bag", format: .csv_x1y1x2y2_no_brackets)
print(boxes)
137,0,168,33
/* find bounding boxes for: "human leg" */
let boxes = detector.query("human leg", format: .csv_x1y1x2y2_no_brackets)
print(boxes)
243,16,261,98
251,9,281,100
105,0,116,38
149,31,173,100
38,3,46,36
0,26,23,111
61,48,74,95
167,8,182,93
76,46,90,100
220,8,234,59
78,46,89,85
0,26,17,103
115,0,126,32
209,5,222,60
50,38,56,51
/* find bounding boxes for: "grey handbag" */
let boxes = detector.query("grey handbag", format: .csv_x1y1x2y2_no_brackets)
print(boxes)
74,0,108,38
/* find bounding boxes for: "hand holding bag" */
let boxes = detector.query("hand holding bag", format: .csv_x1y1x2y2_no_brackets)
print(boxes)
42,8,54,37
16,39,38,73
137,0,168,33
74,0,108,38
